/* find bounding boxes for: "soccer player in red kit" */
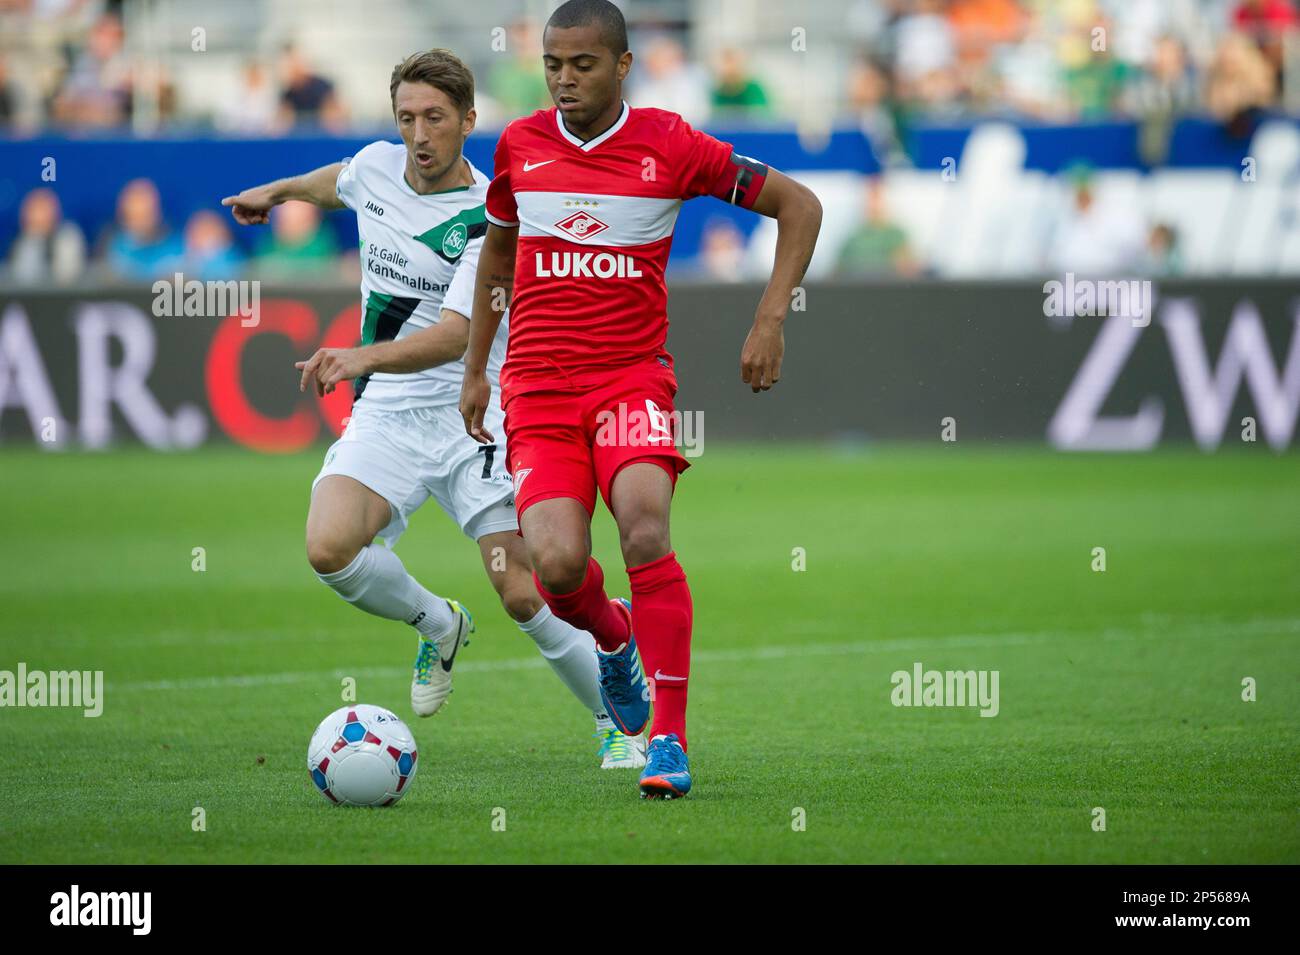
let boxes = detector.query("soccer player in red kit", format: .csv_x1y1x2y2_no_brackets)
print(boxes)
460,0,821,798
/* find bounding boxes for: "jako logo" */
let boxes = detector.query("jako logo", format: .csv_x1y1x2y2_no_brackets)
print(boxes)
50,885,151,935
535,252,643,278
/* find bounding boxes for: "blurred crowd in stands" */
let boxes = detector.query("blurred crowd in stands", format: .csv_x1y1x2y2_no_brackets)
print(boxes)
1,163,1192,285
845,0,1299,168
684,165,1185,281
6,181,354,285
0,3,350,133
2,0,1299,283
2,1,1296,135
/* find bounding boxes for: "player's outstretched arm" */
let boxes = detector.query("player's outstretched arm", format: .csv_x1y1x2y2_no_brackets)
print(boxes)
458,222,517,443
294,313,471,397
221,162,346,225
739,168,822,393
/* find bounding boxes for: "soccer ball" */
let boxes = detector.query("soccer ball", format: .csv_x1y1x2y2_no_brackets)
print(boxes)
307,704,419,806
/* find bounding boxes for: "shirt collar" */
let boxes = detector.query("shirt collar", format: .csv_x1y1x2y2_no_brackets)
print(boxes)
555,100,630,151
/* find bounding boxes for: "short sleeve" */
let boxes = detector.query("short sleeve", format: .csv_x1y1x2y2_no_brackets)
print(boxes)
676,119,768,209
440,233,481,320
335,160,356,210
676,120,735,199
335,141,383,211
485,126,518,227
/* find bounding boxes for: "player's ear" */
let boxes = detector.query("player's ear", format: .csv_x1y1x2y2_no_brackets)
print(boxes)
461,107,476,137
617,51,632,82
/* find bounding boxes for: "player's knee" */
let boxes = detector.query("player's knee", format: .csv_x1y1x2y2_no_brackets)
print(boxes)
500,579,542,623
532,545,588,595
619,518,670,567
306,533,362,576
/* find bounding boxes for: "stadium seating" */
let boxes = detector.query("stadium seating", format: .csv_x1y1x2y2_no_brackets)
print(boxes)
742,118,1300,279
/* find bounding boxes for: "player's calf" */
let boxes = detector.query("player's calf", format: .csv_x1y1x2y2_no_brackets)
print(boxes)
477,528,615,745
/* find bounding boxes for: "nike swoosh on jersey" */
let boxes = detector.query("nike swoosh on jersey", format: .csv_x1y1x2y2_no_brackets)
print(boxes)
522,159,557,172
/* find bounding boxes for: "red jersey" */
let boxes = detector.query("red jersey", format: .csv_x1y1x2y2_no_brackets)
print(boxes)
485,101,766,404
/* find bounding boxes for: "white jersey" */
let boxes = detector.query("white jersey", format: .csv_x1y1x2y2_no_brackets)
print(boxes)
335,141,508,409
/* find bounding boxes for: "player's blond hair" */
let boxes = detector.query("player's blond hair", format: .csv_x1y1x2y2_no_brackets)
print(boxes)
389,49,474,117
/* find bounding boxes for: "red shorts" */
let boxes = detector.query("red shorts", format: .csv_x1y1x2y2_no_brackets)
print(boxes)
502,360,690,518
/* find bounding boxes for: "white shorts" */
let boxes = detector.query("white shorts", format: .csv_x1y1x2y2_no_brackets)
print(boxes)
312,399,517,546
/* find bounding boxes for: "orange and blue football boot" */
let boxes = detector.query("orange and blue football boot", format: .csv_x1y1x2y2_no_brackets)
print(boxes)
639,733,691,799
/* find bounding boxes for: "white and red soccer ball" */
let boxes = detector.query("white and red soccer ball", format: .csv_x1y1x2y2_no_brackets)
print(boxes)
308,704,418,806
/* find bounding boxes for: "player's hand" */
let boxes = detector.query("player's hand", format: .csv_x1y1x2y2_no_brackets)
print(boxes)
740,314,784,393
459,371,494,443
295,348,371,397
221,184,281,225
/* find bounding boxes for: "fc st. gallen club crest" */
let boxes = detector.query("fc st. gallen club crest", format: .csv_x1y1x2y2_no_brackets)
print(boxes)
441,222,467,259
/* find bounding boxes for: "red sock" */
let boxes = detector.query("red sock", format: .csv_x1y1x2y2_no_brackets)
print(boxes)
627,551,693,750
533,557,630,653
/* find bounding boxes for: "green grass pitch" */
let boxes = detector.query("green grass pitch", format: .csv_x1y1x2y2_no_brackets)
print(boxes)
0,444,1296,864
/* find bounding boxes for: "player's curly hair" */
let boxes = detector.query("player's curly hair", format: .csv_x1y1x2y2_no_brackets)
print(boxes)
389,49,474,117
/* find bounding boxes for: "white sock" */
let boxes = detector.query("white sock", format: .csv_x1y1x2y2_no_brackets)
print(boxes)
517,604,607,720
317,544,455,641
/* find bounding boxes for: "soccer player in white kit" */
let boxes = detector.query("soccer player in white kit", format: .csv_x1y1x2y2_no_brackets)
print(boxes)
222,49,644,768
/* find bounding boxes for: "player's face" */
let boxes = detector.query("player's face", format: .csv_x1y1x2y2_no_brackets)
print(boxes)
393,81,475,184
542,25,631,132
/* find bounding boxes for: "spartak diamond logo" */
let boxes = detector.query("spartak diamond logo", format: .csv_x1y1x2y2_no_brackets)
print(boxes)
555,210,609,241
